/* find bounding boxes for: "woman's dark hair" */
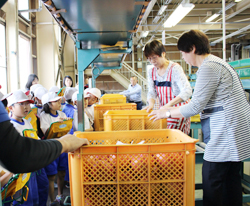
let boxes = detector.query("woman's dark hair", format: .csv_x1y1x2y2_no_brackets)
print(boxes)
25,74,39,90
177,30,210,55
63,76,73,87
41,103,51,114
144,40,166,58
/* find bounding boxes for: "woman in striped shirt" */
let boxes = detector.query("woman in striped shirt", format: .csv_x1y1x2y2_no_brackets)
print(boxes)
143,40,192,134
149,30,250,206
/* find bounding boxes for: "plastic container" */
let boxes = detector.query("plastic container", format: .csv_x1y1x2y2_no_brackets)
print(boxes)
104,110,167,131
100,94,126,104
69,130,198,206
94,103,137,131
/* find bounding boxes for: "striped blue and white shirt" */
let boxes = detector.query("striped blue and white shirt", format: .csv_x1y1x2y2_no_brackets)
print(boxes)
120,84,142,102
180,54,250,162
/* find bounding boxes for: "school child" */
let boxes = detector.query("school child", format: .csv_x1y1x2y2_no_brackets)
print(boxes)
33,87,48,118
31,86,50,206
40,92,70,205
7,90,39,206
62,87,77,134
61,87,77,188
72,91,93,132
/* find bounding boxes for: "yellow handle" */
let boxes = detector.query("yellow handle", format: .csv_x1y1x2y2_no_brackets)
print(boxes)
23,186,29,201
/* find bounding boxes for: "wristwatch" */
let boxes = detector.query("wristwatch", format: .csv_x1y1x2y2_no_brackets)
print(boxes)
166,110,171,118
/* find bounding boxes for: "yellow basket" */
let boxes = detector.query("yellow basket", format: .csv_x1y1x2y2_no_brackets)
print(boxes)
69,130,198,206
104,110,167,131
100,94,126,104
45,119,73,139
24,110,37,131
190,114,200,122
94,103,137,131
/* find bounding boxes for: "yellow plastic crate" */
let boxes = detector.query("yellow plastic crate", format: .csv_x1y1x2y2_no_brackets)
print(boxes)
100,94,126,104
191,114,200,122
69,130,198,206
104,110,167,131
94,103,137,131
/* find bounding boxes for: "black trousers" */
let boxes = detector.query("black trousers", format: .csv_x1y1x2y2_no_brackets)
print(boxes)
129,101,142,110
202,160,242,206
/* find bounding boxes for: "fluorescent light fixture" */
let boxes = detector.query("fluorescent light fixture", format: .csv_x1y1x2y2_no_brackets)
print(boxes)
158,5,167,15
235,0,242,2
141,31,149,38
163,3,195,28
206,13,220,23
152,15,161,24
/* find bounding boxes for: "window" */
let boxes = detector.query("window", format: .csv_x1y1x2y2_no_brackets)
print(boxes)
18,0,30,21
18,34,31,89
0,23,7,94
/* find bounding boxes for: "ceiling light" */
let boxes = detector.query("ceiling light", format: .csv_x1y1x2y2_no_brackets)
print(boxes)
141,31,149,38
152,15,161,24
235,0,242,2
158,5,167,15
163,3,195,28
206,13,220,23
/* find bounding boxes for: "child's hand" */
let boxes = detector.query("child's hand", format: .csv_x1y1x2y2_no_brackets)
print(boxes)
56,117,64,122
66,117,72,121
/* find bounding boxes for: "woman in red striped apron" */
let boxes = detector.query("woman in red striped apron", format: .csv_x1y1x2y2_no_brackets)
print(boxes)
143,40,192,134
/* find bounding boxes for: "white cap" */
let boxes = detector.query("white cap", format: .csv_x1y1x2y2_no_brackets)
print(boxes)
1,93,12,101
72,91,90,102
7,90,34,107
0,92,3,100
42,92,61,105
64,87,77,100
49,86,60,93
30,84,43,93
34,87,48,100
88,88,101,99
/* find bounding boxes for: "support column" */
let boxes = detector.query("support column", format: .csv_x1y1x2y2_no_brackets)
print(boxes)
5,0,19,91
77,47,99,131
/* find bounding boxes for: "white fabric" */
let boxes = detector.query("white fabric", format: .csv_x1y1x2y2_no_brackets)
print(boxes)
73,110,91,131
147,61,192,102
40,110,67,134
10,118,33,136
7,90,34,106
85,105,94,124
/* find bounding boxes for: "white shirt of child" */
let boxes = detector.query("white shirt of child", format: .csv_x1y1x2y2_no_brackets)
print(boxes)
85,105,94,124
40,110,67,135
73,110,91,131
10,118,33,136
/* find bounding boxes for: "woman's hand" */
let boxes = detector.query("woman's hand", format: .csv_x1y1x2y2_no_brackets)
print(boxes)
142,105,154,113
58,134,89,153
148,109,169,121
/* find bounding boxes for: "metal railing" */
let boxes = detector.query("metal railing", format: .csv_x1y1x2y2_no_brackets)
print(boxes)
113,62,148,95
